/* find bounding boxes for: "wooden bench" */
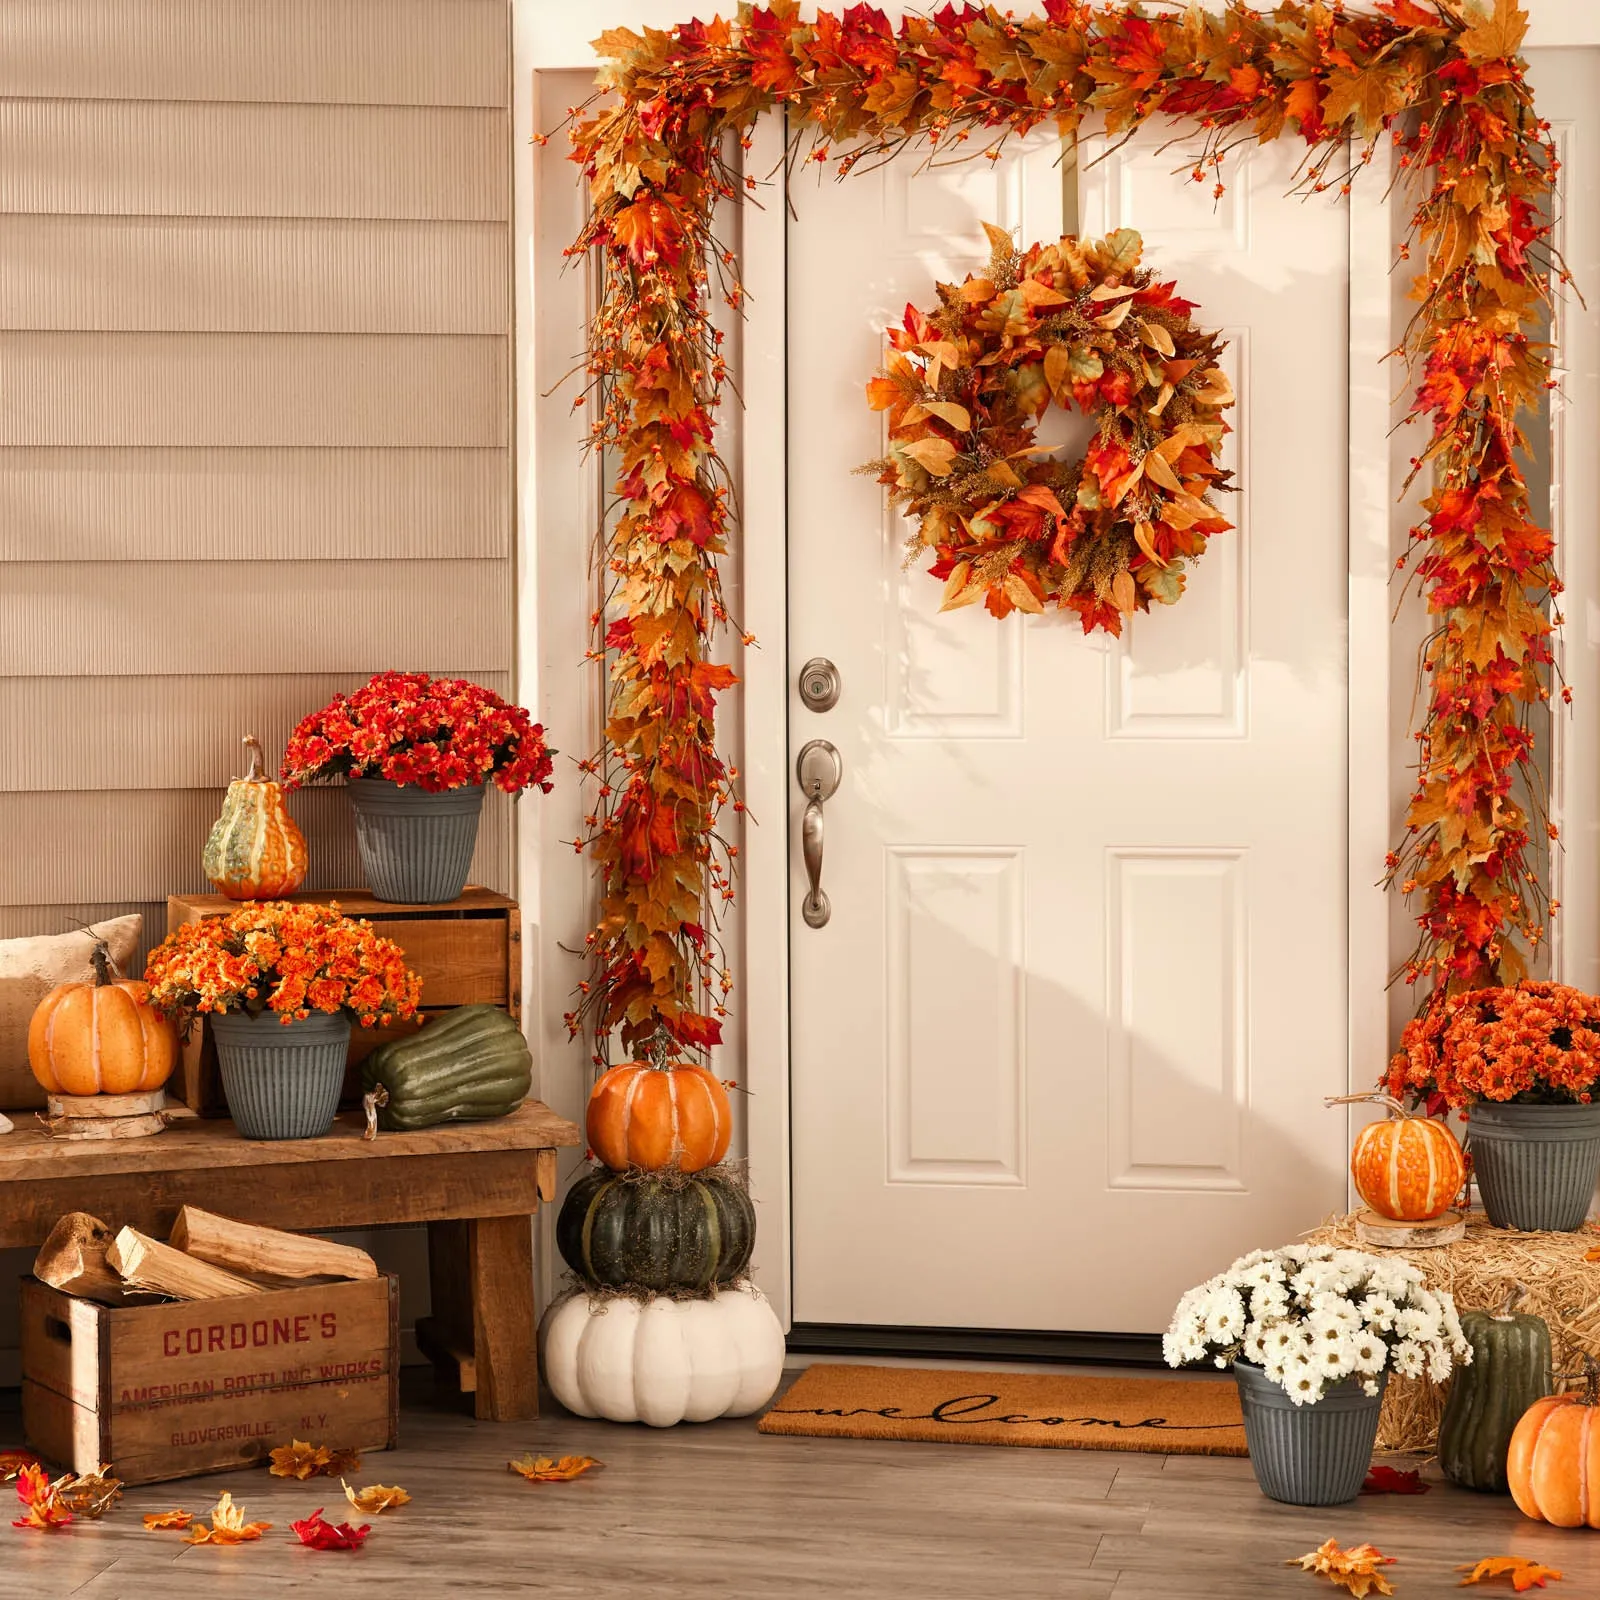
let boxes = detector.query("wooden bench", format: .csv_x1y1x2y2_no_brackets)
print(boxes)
0,1101,581,1421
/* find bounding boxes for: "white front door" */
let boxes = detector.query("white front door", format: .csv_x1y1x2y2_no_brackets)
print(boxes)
786,130,1352,1333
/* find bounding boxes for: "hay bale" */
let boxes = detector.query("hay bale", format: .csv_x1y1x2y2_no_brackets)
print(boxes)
1302,1211,1600,1455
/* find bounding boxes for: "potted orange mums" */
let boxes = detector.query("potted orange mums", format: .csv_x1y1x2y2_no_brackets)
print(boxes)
281,673,554,905
1387,981,1600,1231
144,903,420,1140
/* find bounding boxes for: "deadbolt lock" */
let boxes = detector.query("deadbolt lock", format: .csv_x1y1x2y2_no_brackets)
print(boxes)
798,657,841,712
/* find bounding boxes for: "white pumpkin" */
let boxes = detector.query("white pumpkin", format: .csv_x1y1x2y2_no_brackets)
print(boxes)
540,1281,785,1427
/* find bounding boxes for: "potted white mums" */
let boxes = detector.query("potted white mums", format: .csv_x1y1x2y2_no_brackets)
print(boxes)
1166,1244,1470,1505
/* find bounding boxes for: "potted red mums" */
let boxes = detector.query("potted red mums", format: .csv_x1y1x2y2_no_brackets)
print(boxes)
282,673,555,904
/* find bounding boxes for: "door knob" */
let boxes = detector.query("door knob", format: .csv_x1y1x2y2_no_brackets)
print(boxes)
796,739,843,929
798,657,841,712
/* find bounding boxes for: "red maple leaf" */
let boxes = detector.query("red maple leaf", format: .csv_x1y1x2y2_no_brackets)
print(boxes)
1363,1465,1430,1496
291,1509,371,1550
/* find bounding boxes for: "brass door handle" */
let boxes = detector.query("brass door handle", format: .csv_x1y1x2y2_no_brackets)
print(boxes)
796,739,843,929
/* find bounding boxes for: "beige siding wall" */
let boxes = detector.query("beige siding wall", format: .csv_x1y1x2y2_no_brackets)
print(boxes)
0,0,516,969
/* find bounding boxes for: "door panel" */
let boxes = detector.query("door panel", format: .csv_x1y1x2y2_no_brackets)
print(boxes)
786,128,1350,1332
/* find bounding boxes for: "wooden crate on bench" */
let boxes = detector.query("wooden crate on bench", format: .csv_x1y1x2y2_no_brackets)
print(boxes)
21,1274,399,1485
165,887,520,1117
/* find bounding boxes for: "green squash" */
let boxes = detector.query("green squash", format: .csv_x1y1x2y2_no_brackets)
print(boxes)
1437,1284,1554,1493
360,1004,531,1131
556,1167,755,1293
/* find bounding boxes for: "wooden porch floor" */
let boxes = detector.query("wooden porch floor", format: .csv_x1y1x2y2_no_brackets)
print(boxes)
5,1369,1597,1598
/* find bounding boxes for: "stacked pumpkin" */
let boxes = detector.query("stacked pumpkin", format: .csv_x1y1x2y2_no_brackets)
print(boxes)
540,1061,785,1427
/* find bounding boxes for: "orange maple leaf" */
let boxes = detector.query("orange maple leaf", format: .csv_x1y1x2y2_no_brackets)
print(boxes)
1459,1556,1564,1591
269,1438,362,1480
342,1479,410,1514
183,1491,271,1545
508,1454,604,1483
142,1509,194,1531
1288,1538,1397,1598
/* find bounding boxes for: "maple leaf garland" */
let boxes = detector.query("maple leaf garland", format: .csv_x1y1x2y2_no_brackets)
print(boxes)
567,0,1566,1050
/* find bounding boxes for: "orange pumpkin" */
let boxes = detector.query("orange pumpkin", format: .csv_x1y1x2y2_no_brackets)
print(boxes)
1508,1361,1600,1527
1334,1093,1466,1221
28,941,177,1097
586,1063,731,1173
201,734,308,900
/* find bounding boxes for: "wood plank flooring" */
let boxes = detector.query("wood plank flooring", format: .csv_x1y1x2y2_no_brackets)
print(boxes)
4,1369,1598,1598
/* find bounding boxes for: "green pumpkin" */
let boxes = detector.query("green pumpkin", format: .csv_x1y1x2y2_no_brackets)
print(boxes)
360,1004,531,1131
556,1167,755,1293
1437,1286,1554,1493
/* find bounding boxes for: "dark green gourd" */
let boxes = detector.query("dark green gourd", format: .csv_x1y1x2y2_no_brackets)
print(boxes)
360,1004,531,1131
1437,1284,1554,1493
557,1167,755,1293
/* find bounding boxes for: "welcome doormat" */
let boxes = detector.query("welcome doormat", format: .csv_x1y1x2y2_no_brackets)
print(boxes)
758,1363,1248,1455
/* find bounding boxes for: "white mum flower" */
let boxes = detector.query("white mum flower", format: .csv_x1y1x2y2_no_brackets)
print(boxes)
1251,1282,1290,1322
1281,1355,1322,1406
1359,1293,1398,1332
1314,1335,1355,1382
1395,1307,1440,1342
1350,1329,1387,1375
1391,1339,1426,1379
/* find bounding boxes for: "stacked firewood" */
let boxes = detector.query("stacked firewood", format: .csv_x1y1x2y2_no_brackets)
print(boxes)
33,1207,377,1303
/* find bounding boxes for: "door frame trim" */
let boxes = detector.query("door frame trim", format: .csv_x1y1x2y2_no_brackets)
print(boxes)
740,136,1399,1332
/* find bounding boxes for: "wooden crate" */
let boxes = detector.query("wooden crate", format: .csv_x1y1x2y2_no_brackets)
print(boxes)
20,1274,399,1485
165,887,520,1116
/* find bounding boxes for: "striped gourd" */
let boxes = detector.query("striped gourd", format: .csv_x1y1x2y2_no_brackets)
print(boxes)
1335,1093,1466,1221
557,1167,755,1292
201,735,308,900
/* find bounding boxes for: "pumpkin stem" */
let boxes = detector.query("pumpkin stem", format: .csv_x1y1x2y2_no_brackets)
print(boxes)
1324,1092,1411,1120
242,734,266,782
1493,1281,1528,1320
1586,1356,1600,1407
88,939,114,988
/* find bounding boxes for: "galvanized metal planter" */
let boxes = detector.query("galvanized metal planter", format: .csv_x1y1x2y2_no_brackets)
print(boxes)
1233,1360,1386,1506
346,777,485,904
1468,1101,1600,1232
211,1009,351,1140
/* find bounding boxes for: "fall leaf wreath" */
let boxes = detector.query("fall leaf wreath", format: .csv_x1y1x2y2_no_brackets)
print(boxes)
863,224,1234,637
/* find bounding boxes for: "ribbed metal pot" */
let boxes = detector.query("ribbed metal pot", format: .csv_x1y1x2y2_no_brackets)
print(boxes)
1468,1101,1600,1232
1233,1360,1387,1506
212,1009,351,1140
346,777,485,904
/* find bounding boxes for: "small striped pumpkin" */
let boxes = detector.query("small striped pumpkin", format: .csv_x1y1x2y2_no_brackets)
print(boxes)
28,941,177,1097
557,1167,755,1292
585,1062,731,1173
201,734,308,900
1346,1094,1466,1221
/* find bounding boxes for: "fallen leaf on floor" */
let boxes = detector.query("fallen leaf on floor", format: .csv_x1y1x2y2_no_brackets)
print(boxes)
342,1479,410,1515
1287,1538,1396,1597
142,1509,194,1531
508,1454,604,1483
0,1450,42,1484
291,1509,371,1550
1363,1465,1430,1495
183,1491,272,1545
11,1464,72,1531
1459,1556,1564,1591
54,1467,123,1518
270,1439,331,1479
